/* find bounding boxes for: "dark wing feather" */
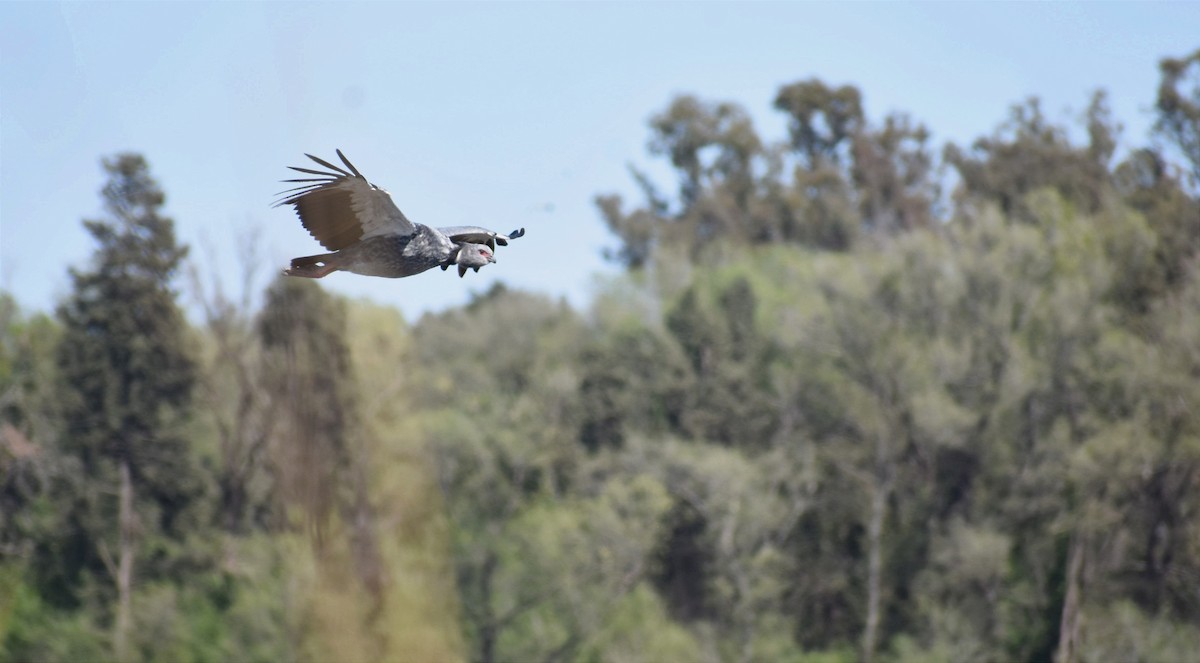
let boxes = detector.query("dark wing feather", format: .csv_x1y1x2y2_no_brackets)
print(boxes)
303,152,353,177
336,149,365,178
273,151,416,251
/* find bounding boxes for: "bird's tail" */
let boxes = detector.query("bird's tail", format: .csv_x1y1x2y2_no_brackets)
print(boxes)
284,253,338,278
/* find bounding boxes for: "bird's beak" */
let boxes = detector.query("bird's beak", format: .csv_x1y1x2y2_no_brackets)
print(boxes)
489,255,497,264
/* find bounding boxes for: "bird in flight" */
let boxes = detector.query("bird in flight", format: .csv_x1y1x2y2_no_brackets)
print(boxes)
274,150,524,279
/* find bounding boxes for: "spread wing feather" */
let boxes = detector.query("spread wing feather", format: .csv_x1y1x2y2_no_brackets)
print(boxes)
304,152,353,177
438,226,526,251
273,150,416,251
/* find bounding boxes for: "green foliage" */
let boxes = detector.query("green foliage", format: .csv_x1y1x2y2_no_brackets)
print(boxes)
7,51,1200,663
1079,601,1200,662
575,585,703,663
0,297,59,573
0,580,107,663
665,277,777,447
342,300,465,661
301,67,1200,660
0,294,59,439
406,288,586,662
577,322,688,451
47,153,208,634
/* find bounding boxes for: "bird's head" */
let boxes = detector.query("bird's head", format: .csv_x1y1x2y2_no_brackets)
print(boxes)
455,243,495,277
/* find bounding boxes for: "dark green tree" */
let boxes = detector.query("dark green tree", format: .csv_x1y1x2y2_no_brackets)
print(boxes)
577,324,689,452
665,278,777,448
50,154,204,661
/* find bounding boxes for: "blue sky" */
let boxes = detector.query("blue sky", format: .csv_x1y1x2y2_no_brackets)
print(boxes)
2,2,1197,322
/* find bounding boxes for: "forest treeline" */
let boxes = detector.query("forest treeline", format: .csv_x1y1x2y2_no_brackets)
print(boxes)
2,49,1199,663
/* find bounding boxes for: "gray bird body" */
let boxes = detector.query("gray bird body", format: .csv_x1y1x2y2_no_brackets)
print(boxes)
274,150,523,279
330,228,455,278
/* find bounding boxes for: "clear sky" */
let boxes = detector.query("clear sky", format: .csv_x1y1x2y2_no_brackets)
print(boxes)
2,2,1197,322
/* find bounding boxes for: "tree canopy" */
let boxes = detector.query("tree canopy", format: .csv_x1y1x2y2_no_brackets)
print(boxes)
3,49,1200,663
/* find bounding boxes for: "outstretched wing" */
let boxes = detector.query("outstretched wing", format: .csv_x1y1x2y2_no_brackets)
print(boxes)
273,150,416,251
437,226,526,251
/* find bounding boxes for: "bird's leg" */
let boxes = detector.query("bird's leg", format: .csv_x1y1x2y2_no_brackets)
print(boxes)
285,252,338,278
443,245,462,270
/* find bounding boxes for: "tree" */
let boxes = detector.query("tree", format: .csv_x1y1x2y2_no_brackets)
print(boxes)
790,236,976,661
648,95,764,210
664,277,777,448
598,95,774,269
190,231,277,534
257,278,355,547
576,323,689,452
1112,148,1200,305
851,113,938,235
945,94,1119,218
0,295,59,563
773,80,864,169
598,80,941,269
52,153,203,661
406,288,588,662
256,278,401,658
1155,48,1200,183
0,295,59,454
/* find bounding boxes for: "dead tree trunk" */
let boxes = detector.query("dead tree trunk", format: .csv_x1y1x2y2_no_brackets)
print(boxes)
1055,536,1085,663
861,427,898,663
115,459,134,662
861,476,889,663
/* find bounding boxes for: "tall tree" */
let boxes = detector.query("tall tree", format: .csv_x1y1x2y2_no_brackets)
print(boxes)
1155,48,1200,182
190,230,277,534
774,79,864,170
851,113,938,235
53,153,201,661
664,277,777,448
257,278,356,549
945,94,1117,217
257,278,396,657
598,95,773,269
648,95,764,210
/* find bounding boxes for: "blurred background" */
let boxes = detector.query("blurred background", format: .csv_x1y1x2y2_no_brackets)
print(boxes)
2,3,1199,662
